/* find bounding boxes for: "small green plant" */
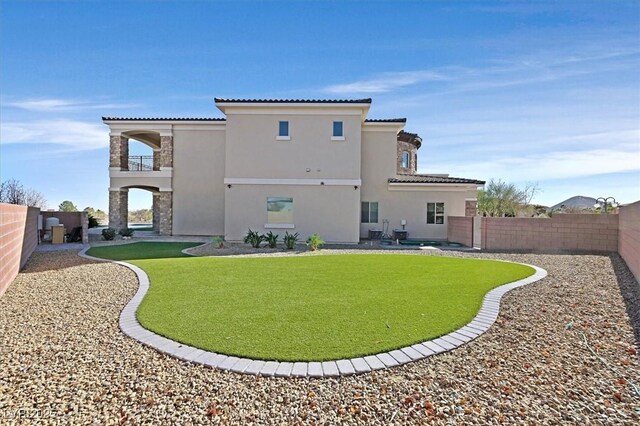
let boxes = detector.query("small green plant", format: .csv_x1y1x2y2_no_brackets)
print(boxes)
243,228,265,248
119,228,135,238
265,231,279,248
102,228,117,241
283,231,299,250
306,233,325,251
211,236,224,249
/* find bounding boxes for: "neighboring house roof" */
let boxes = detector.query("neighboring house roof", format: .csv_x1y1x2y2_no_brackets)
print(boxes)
388,175,485,185
365,118,407,123
397,130,422,149
550,196,598,210
102,117,225,121
214,98,372,104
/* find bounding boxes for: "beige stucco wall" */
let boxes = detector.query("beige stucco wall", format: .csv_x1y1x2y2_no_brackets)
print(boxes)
172,128,226,235
360,128,477,239
224,112,362,180
224,184,360,243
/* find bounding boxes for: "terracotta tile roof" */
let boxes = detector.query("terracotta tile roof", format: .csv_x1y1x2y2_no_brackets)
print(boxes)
388,175,485,185
397,130,422,149
102,117,225,121
364,118,407,123
214,98,372,104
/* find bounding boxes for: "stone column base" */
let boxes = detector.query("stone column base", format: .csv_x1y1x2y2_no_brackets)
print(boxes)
157,192,172,236
109,189,129,230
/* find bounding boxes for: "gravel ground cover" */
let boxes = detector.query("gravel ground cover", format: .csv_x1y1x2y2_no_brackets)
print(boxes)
1,249,639,424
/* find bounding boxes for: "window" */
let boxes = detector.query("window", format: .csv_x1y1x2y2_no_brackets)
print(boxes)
277,121,290,140
427,202,445,224
361,202,379,223
332,121,344,138
402,151,409,168
267,197,293,224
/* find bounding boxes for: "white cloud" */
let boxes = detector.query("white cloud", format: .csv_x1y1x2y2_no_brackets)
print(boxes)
6,98,139,112
324,71,449,95
1,119,108,150
427,142,640,182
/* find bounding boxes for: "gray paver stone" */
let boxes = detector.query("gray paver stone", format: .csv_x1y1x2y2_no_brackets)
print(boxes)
411,343,435,357
291,362,308,377
376,353,399,367
244,360,266,375
350,358,371,374
230,358,252,373
321,361,339,376
389,349,411,364
335,360,355,375
260,361,279,376
400,346,424,360
363,355,386,370
218,356,241,371
275,362,293,377
308,362,323,378
423,340,447,354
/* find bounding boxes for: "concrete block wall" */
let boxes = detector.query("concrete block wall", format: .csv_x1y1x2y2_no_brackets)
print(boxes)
480,214,619,252
0,203,40,297
619,201,640,282
447,216,473,247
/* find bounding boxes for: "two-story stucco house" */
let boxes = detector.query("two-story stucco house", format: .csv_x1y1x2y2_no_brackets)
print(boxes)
104,98,484,243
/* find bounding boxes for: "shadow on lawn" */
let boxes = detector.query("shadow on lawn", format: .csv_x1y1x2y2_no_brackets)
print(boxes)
610,253,640,352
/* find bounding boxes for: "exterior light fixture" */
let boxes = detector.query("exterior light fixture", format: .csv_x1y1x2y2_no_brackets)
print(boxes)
227,184,232,189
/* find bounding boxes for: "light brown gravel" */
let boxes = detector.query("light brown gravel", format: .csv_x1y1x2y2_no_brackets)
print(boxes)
1,249,639,425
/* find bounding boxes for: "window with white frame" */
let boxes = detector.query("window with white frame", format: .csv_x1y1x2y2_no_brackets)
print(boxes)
267,197,293,224
402,151,409,168
332,121,343,137
361,201,379,223
426,202,445,224
277,121,290,140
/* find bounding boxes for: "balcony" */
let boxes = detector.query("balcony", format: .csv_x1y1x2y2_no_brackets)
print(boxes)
110,155,172,191
128,155,154,171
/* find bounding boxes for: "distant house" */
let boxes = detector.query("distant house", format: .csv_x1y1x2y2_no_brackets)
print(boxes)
103,98,484,243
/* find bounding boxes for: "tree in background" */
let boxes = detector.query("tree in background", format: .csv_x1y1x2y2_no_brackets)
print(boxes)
477,179,539,217
128,209,152,224
0,179,47,208
58,200,78,212
83,207,107,226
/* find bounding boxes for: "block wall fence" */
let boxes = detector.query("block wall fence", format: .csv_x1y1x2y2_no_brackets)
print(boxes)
41,211,89,244
0,203,40,297
618,201,640,282
447,216,473,248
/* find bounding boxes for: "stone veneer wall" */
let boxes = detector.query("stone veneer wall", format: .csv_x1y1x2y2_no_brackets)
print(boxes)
160,136,173,168
109,135,129,169
619,201,640,282
0,203,40,298
396,140,417,175
108,190,129,231
447,216,473,247
157,192,172,235
465,200,477,217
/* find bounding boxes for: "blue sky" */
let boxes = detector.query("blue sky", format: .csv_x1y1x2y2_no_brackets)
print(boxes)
1,0,639,211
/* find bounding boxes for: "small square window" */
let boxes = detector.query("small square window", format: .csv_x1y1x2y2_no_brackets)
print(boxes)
361,202,379,223
333,121,343,137
267,197,293,224
427,202,445,224
278,121,289,137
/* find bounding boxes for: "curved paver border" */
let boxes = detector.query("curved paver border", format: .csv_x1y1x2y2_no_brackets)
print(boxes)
79,245,547,377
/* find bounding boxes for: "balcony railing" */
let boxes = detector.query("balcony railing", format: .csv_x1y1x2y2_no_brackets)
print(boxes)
128,156,154,171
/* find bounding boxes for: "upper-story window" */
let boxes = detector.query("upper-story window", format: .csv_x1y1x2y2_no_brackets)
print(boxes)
277,121,290,140
402,151,410,168
332,121,344,140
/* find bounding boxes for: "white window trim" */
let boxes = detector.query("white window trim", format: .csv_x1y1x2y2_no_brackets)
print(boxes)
265,223,295,229
331,136,345,141
276,136,291,141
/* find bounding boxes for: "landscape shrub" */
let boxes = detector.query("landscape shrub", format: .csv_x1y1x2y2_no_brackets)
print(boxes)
119,228,135,238
101,228,117,241
211,236,224,248
243,229,265,248
306,233,324,251
283,231,299,250
87,214,100,228
265,231,278,248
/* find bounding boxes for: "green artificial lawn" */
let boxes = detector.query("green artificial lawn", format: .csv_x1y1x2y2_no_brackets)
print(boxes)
87,242,202,261
88,244,535,361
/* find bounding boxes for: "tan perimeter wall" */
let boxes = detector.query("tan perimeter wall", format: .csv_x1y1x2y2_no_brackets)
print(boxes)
0,204,39,297
447,216,473,247
480,214,619,251
619,201,640,281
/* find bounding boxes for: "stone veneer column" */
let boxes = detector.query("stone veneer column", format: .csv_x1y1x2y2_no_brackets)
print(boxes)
109,189,129,230
152,148,161,171
152,193,160,232
465,200,477,217
157,192,172,236
160,136,173,168
109,135,129,169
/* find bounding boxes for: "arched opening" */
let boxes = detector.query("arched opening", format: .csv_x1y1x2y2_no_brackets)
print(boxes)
128,187,154,232
110,185,172,235
123,131,161,171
